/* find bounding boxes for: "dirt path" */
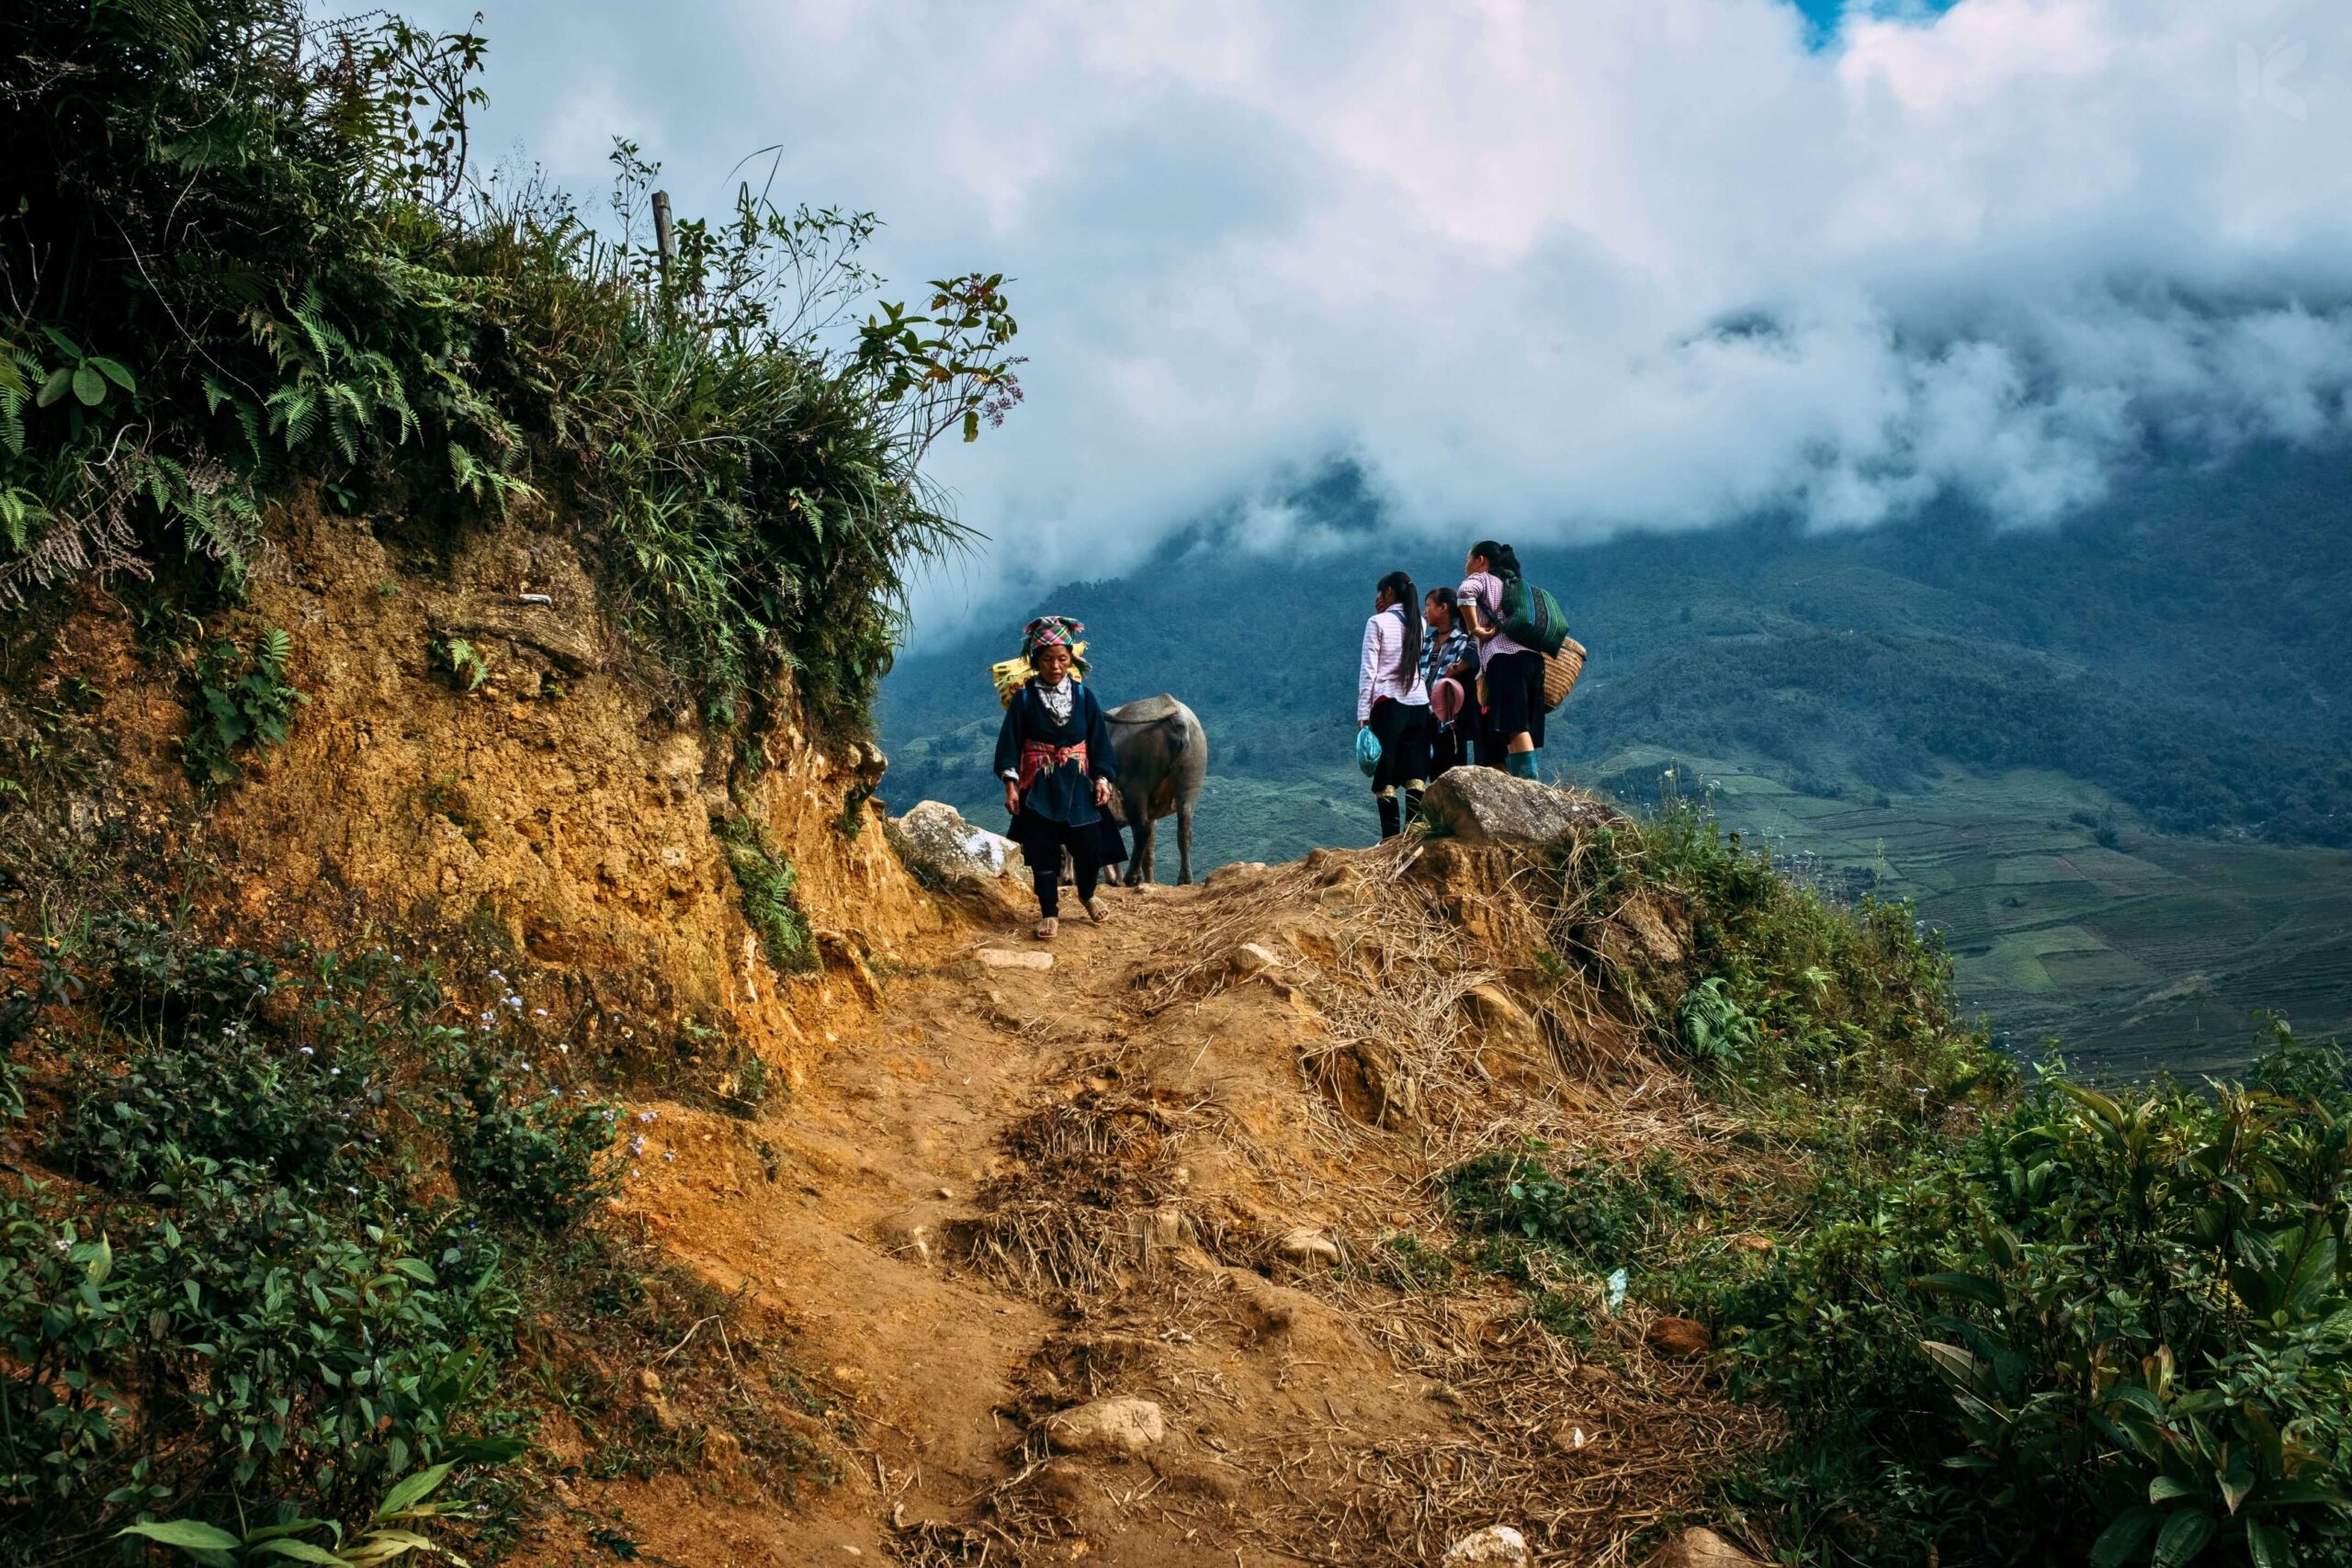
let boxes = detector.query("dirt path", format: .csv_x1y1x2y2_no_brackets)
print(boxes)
546,848,1758,1567
588,883,1268,1564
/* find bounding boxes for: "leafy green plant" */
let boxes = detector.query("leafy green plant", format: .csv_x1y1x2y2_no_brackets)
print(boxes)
119,1459,479,1565
28,327,135,421
715,812,814,973
1679,976,1759,1066
1691,1033,2352,1566
0,919,586,1544
1447,1142,1697,1270
431,1041,623,1230
430,637,491,693
181,628,305,787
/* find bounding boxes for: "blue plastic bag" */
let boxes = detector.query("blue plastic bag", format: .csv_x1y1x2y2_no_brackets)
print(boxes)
1355,726,1382,776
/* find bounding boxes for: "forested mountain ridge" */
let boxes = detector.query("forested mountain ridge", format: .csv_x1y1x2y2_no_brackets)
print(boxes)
886,443,2352,845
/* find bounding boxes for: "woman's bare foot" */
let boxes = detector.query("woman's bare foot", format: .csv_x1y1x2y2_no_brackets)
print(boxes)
1034,917,1057,942
1082,896,1112,925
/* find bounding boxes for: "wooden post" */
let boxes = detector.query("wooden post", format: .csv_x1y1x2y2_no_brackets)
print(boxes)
650,189,675,282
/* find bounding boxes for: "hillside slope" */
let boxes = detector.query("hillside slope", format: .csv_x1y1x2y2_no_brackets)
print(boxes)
567,842,1771,1566
880,446,2352,1074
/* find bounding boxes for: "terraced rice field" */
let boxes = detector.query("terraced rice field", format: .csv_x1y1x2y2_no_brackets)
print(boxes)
1590,748,2352,1081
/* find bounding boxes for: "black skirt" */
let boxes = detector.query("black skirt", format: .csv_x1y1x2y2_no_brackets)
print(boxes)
1484,649,1546,748
1010,807,1128,869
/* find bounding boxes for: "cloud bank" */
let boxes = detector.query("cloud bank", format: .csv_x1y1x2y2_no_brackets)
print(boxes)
411,0,2352,629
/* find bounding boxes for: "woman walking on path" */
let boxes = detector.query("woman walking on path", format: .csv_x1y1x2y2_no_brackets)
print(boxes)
1458,541,1546,779
1419,585,1478,780
1358,570,1431,839
993,615,1123,941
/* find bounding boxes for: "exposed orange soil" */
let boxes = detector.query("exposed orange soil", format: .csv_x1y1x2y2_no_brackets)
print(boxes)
535,847,1770,1568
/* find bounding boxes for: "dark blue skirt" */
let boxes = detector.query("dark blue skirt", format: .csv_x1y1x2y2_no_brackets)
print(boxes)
1010,807,1129,868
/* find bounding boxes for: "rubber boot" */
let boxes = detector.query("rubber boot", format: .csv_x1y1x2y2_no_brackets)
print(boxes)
1375,792,1403,840
1506,750,1539,781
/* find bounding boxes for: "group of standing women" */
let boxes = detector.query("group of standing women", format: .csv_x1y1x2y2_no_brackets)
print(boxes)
1356,541,1548,840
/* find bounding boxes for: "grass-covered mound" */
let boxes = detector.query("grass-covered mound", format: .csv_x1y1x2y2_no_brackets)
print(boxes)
1,0,1018,733
1446,806,2352,1565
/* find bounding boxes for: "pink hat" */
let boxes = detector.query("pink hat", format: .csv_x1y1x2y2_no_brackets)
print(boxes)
1431,676,1464,725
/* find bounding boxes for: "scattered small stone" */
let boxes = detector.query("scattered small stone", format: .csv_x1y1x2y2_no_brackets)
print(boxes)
1046,1396,1167,1459
1550,1423,1594,1454
1731,1233,1774,1253
977,948,1053,971
1230,942,1283,977
1442,1524,1532,1565
1638,1526,1764,1568
1459,983,1539,1048
1645,1315,1713,1359
703,1427,742,1472
515,592,554,605
876,1212,934,1266
633,1367,683,1431
1276,1227,1341,1267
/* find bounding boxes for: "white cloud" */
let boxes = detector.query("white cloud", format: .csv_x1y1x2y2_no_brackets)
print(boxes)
411,0,2352,634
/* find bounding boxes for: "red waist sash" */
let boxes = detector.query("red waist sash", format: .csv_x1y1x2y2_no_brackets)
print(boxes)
1018,739,1087,793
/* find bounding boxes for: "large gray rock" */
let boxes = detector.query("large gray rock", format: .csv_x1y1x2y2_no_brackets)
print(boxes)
1418,770,1606,847
893,800,1025,891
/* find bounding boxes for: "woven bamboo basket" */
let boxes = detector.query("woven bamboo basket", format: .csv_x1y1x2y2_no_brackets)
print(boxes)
1543,637,1587,711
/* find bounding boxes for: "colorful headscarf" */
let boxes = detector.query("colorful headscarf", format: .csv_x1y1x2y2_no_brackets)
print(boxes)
1023,615,1085,655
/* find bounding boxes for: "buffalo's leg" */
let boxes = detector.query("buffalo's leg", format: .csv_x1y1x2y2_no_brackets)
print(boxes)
1176,799,1194,886
1132,818,1156,887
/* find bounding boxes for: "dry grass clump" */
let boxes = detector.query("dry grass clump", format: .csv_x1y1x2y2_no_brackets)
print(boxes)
957,1052,1221,1303
1117,824,1788,1564
1236,1284,1781,1567
1141,829,1723,1175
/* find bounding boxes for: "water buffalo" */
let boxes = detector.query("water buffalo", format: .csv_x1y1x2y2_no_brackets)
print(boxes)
1103,694,1207,886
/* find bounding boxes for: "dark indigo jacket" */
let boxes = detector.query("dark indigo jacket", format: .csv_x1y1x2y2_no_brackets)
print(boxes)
993,680,1117,827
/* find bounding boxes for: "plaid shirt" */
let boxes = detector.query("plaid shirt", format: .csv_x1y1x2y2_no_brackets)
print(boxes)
1420,626,1478,726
